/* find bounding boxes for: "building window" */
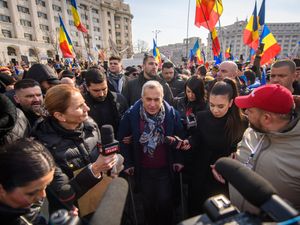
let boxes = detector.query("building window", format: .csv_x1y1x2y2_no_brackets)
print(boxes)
7,47,16,56
108,20,111,26
0,14,10,22
95,35,101,41
125,25,128,30
116,32,121,37
43,36,50,43
81,14,88,20
93,17,99,23
0,1,8,8
124,18,129,22
109,29,112,34
92,8,98,14
96,44,100,49
2,29,12,38
24,33,33,41
36,0,46,7
67,9,72,15
17,5,30,14
39,24,49,31
80,4,87,10
20,19,32,27
115,16,120,21
69,20,74,26
47,50,53,57
115,24,120,29
54,16,59,22
107,11,110,16
52,4,61,12
116,40,121,44
29,48,35,57
93,26,100,32
37,11,47,19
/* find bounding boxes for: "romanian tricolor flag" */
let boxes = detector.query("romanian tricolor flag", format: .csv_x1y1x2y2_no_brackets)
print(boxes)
195,0,223,31
225,45,232,59
260,25,281,65
243,1,259,50
211,28,221,56
192,39,204,65
59,16,74,58
153,39,162,64
71,0,87,33
258,0,265,27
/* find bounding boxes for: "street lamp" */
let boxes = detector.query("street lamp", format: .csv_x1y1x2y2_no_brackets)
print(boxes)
152,29,161,45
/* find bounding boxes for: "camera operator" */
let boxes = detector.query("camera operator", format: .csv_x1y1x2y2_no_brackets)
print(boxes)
0,139,55,225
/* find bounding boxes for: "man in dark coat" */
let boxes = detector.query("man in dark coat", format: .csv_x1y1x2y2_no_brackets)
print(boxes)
122,55,174,106
161,62,185,97
118,80,184,225
84,68,128,135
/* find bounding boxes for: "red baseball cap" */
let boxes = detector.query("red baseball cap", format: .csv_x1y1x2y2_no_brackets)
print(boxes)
235,84,294,114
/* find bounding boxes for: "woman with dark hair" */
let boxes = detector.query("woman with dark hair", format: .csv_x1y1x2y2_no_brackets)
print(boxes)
187,78,247,216
33,84,120,214
0,139,55,225
174,75,207,133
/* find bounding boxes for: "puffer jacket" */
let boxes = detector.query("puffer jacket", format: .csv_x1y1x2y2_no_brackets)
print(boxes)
33,117,103,211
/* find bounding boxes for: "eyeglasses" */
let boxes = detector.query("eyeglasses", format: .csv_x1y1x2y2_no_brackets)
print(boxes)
132,72,139,76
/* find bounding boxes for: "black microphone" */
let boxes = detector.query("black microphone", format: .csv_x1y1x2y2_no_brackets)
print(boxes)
58,184,76,210
99,125,120,176
215,158,299,222
90,177,128,225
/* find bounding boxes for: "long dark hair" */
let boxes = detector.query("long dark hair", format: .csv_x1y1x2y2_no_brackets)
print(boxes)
210,78,245,145
185,75,207,113
0,138,55,192
185,76,205,102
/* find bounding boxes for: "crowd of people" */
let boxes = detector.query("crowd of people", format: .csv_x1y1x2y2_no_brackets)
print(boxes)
0,53,300,225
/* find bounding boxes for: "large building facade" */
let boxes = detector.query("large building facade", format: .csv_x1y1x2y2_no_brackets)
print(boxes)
0,0,133,65
206,20,300,61
159,37,205,66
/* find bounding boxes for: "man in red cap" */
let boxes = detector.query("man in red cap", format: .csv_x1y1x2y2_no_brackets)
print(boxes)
229,84,300,213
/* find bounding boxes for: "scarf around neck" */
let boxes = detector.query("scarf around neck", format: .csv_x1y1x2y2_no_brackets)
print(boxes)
139,104,165,157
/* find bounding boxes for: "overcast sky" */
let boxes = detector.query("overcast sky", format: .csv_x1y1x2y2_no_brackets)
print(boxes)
124,0,299,49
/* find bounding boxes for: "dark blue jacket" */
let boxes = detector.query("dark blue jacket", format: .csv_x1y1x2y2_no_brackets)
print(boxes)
118,99,184,181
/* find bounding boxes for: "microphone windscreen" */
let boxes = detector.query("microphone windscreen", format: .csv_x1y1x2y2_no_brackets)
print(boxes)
101,125,114,145
90,177,128,225
58,184,76,209
215,157,277,207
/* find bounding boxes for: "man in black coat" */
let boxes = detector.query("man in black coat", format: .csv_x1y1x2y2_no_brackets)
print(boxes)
161,62,185,97
84,68,128,135
122,55,174,106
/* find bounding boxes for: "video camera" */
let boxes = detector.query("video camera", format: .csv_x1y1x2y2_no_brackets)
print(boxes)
179,158,300,225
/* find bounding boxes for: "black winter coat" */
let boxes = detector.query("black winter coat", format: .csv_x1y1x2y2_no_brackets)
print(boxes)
33,117,103,212
122,72,174,106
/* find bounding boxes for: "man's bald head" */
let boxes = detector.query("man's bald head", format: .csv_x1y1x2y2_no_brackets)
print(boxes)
218,61,238,80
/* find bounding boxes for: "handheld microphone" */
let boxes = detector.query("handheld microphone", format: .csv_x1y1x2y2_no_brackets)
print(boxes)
90,177,128,225
58,184,76,210
99,125,120,176
215,158,299,222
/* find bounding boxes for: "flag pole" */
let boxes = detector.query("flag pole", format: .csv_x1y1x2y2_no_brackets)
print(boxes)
185,0,191,60
215,0,223,58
